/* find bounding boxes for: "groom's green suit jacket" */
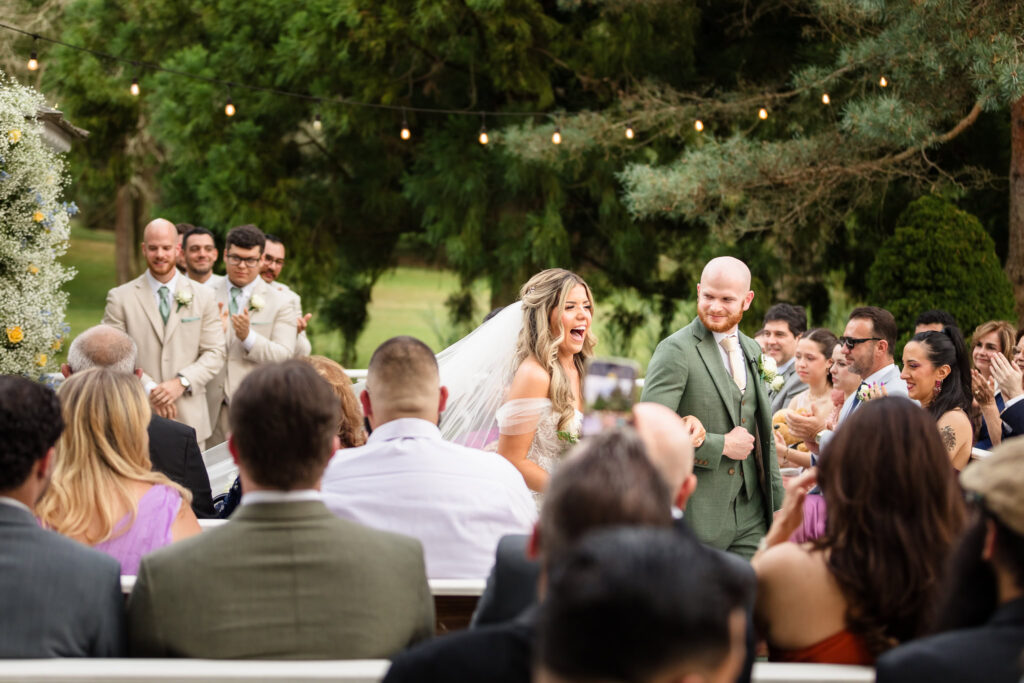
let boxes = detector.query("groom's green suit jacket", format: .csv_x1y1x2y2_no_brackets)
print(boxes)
641,317,784,550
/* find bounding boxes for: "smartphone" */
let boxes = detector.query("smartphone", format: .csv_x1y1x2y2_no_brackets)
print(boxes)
581,357,641,437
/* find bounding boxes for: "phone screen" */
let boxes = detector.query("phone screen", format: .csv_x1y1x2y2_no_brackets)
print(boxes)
581,357,641,437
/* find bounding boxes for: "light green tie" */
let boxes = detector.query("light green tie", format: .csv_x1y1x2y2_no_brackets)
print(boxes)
229,286,241,315
158,286,170,325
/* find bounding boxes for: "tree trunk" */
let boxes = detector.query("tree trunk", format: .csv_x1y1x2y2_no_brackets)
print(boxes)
114,183,136,284
1006,96,1024,326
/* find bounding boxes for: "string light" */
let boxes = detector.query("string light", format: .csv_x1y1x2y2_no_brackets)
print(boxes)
313,112,322,131
879,76,888,87
625,125,635,140
758,107,769,120
694,119,704,132
551,127,562,145
400,110,411,140
224,97,235,117
478,114,488,145
27,51,38,71
821,93,830,105
130,77,140,97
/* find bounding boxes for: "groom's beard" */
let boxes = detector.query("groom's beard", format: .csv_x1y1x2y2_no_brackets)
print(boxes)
698,308,744,333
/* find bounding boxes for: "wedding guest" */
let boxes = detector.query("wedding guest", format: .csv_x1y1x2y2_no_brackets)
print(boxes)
901,327,974,471
826,343,863,428
0,376,125,658
753,328,768,353
981,331,1024,446
753,398,964,664
128,361,434,659
260,234,312,357
174,222,191,273
302,355,366,448
972,320,1019,448
774,329,837,469
763,303,808,413
876,440,1024,683
62,325,215,518
536,528,749,683
915,309,959,335
182,227,224,288
383,428,679,683
321,336,536,579
36,368,201,574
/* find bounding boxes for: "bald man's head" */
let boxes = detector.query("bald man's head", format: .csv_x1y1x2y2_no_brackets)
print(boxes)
64,325,138,376
362,336,447,428
697,256,754,334
143,218,178,244
141,218,180,280
700,256,751,292
633,403,697,510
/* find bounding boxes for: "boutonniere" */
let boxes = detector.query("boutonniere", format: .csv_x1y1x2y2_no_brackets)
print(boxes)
174,288,193,312
249,294,265,312
856,382,888,402
758,354,784,390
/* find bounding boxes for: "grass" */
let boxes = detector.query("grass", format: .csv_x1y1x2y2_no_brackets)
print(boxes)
57,225,118,365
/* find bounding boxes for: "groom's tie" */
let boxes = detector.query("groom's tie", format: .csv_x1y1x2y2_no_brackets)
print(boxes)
720,335,746,393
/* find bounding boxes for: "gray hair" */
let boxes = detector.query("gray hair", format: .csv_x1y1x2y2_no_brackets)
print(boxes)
66,325,138,375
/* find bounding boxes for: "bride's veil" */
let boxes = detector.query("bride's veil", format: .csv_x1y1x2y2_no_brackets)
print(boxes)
437,302,524,448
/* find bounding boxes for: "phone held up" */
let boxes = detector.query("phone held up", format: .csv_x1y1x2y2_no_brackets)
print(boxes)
581,357,641,437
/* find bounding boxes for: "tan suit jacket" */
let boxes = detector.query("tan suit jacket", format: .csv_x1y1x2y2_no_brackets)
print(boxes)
273,281,312,358
126,500,435,659
206,278,298,444
103,273,225,443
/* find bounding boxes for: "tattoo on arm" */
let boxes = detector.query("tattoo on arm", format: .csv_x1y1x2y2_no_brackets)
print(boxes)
940,424,957,453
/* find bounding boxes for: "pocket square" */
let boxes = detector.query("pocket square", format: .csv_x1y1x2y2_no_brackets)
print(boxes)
181,316,200,322
252,321,271,326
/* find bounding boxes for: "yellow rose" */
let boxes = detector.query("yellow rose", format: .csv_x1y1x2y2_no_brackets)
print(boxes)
28,264,39,274
32,211,45,223
8,129,21,143
6,326,24,344
36,354,47,367
51,338,62,351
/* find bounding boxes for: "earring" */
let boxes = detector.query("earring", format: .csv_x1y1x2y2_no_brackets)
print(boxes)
933,379,943,400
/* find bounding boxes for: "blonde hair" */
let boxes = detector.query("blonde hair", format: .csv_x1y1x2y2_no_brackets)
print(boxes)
302,355,367,448
514,269,597,431
971,320,1015,366
37,368,189,545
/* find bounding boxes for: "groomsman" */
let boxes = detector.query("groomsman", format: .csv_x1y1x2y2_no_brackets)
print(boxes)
103,219,225,448
260,234,312,357
182,227,225,289
763,303,807,413
205,224,298,446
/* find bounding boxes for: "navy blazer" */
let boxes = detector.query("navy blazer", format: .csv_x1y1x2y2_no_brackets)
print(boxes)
147,415,215,518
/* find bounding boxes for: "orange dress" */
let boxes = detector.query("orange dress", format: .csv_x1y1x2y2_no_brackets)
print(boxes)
770,629,874,665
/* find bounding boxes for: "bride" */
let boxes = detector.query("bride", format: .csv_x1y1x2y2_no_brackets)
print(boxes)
438,268,595,492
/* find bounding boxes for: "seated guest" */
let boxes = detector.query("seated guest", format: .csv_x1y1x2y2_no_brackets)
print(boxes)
901,327,975,470
384,427,677,683
763,303,808,413
536,527,749,683
915,309,959,335
876,440,1024,683
0,376,125,657
62,324,215,517
36,369,200,573
774,329,837,470
970,320,1016,448
302,355,367,447
753,398,965,664
127,360,433,659
976,329,1024,447
321,336,536,579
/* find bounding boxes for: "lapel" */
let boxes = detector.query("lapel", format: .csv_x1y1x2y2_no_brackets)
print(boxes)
693,321,741,424
248,279,272,324
162,279,190,344
132,274,165,340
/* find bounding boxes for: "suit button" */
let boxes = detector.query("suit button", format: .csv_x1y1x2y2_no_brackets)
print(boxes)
741,418,747,425
728,467,735,475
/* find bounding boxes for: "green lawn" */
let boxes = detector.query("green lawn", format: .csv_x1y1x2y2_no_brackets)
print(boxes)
58,225,118,364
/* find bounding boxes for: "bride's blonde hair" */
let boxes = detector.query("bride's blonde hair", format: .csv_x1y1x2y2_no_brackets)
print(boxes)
37,368,189,545
514,268,597,431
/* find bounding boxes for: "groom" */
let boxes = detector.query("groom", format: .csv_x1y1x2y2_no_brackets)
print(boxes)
641,257,783,558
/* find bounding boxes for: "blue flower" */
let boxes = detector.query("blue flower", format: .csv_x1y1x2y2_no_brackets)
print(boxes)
0,171,8,181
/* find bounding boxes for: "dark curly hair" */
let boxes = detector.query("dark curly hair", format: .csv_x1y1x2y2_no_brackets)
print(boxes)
0,376,64,491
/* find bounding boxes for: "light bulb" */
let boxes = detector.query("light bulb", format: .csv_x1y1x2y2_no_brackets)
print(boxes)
225,99,235,117
478,128,489,145
879,76,888,87
758,107,769,120
313,113,322,131
625,126,635,140
821,93,830,105
130,78,140,97
694,119,704,132
27,52,38,71
552,128,562,145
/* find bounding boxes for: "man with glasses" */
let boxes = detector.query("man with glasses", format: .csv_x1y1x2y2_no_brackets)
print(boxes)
103,218,225,448
260,234,312,357
205,224,298,447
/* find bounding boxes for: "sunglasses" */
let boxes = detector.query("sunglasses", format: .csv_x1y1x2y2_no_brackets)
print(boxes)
838,336,881,350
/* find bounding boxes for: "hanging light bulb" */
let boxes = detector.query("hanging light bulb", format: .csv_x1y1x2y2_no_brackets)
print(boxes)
313,113,322,131
224,97,236,117
27,51,38,71
625,125,635,140
400,122,411,140
130,77,140,97
551,127,562,145
821,93,830,105
694,119,704,132
758,107,769,120
478,126,489,145
879,76,888,87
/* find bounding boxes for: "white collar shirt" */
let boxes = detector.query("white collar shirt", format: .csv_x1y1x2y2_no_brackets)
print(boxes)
777,357,795,376
320,417,537,579
145,269,181,311
226,277,260,312
240,489,320,506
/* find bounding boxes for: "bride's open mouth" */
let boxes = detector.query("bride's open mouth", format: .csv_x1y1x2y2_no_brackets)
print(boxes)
569,326,586,343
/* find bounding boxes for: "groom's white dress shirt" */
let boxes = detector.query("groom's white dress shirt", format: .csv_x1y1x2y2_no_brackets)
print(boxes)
320,417,537,579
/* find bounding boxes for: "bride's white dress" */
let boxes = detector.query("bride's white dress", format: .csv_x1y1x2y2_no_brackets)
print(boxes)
495,398,583,476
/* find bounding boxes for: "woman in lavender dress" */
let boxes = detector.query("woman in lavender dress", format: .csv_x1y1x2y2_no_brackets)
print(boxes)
36,368,200,574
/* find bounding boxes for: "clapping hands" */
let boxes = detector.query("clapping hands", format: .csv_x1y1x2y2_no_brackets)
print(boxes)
990,354,1023,400
971,369,996,408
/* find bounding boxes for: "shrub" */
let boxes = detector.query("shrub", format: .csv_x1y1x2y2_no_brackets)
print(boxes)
868,195,1014,349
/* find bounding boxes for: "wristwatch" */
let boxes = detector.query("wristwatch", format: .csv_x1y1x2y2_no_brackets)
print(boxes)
176,373,192,395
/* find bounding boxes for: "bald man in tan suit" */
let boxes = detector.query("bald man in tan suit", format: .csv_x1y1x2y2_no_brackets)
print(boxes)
103,219,225,448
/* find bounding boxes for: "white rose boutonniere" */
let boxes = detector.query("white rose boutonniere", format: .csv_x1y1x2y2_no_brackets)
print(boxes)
249,294,266,312
771,375,785,392
174,288,193,312
758,354,779,387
